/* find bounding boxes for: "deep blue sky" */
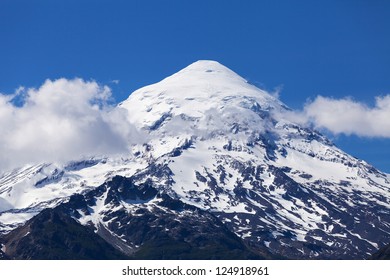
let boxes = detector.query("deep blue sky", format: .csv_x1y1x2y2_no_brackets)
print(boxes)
1,0,389,171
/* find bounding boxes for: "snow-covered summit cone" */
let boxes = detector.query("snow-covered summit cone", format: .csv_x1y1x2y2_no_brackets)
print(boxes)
120,60,285,139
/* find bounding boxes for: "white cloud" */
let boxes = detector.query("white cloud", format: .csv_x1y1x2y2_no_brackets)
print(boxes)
0,78,141,172
288,95,390,138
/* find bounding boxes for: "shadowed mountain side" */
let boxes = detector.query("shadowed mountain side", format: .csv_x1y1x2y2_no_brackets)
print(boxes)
0,208,128,260
371,243,390,260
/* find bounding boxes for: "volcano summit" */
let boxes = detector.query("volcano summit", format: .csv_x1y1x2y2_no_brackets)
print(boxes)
1,61,389,259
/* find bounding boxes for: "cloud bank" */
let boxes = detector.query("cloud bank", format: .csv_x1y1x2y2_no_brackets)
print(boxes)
0,78,140,172
289,95,390,138
2,77,388,173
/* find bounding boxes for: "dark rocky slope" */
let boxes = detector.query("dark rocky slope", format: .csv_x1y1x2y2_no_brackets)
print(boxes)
0,176,275,260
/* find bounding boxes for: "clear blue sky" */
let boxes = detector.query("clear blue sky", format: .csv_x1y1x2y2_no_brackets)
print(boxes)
1,0,389,172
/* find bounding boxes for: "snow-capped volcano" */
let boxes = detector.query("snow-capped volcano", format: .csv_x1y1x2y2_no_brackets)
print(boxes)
1,60,390,259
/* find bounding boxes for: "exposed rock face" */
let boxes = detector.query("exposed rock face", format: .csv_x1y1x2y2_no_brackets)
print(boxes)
1,176,272,260
0,208,128,260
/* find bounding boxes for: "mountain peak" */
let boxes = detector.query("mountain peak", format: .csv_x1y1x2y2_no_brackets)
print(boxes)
178,60,233,73
121,60,281,132
166,60,247,85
